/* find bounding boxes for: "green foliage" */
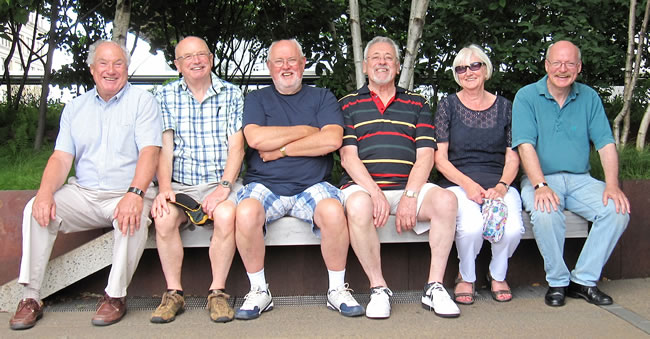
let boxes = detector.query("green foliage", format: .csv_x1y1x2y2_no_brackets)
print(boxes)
0,141,53,190
0,99,63,155
589,146,650,181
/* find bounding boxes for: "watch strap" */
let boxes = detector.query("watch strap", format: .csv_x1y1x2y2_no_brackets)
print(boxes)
534,182,548,190
127,186,145,198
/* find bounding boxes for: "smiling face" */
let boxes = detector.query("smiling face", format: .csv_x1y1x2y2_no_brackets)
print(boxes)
456,54,487,91
267,40,306,95
89,42,128,101
363,41,399,88
545,41,582,92
174,37,213,84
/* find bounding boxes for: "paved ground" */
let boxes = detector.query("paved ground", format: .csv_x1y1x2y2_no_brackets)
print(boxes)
1,278,648,338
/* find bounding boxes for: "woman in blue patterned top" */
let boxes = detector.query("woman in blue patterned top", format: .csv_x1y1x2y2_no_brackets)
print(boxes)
434,45,524,304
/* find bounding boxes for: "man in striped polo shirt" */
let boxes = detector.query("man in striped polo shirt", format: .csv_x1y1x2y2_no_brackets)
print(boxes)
339,36,460,319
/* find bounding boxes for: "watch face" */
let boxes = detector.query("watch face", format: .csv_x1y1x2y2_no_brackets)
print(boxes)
221,180,231,187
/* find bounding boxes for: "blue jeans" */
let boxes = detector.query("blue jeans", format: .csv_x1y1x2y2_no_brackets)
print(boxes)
521,173,629,287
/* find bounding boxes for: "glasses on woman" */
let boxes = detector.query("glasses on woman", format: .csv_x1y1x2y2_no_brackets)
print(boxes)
455,62,484,74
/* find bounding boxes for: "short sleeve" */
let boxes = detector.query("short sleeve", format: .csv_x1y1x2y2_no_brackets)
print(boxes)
243,90,266,127
415,100,436,149
511,87,538,149
156,85,176,132
316,89,344,128
54,103,75,156
433,97,451,143
135,92,163,149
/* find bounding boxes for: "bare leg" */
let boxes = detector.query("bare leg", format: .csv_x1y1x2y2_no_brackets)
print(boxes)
209,200,236,290
235,198,266,273
418,187,457,283
154,205,187,290
314,198,348,271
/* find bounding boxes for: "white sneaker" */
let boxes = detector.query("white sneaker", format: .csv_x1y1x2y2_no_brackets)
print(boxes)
326,283,365,317
235,285,273,320
366,287,393,319
421,282,460,318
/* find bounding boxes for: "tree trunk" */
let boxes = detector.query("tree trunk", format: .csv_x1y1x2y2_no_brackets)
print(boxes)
112,0,131,48
349,0,364,89
35,0,59,150
398,0,429,90
636,102,650,150
614,0,649,147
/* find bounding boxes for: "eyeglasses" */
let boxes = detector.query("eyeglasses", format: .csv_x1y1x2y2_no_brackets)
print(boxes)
367,54,395,63
176,51,211,62
455,62,484,74
547,60,579,69
270,58,300,67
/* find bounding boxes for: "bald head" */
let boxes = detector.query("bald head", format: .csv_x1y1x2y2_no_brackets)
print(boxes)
546,40,581,61
175,36,210,59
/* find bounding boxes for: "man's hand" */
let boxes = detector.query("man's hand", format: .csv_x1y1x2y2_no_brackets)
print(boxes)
395,195,417,234
462,181,486,204
114,193,144,236
534,186,560,213
484,184,507,200
259,149,283,162
370,190,390,228
151,189,175,218
203,185,230,219
603,184,631,214
32,191,56,227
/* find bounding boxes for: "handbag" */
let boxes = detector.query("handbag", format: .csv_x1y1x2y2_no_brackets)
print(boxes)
481,198,508,243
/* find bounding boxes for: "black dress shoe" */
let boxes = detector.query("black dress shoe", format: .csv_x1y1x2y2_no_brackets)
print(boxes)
567,281,613,305
545,286,567,307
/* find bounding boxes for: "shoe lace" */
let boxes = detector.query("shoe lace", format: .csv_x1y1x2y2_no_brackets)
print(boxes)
330,283,358,305
425,283,447,300
207,291,230,310
370,287,393,298
241,287,268,308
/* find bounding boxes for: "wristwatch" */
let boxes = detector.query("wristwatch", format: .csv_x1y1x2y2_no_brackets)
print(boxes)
403,190,419,198
127,186,145,198
534,182,549,190
498,181,510,190
220,180,231,189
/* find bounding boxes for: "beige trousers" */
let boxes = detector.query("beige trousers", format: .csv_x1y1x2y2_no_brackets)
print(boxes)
17,178,155,298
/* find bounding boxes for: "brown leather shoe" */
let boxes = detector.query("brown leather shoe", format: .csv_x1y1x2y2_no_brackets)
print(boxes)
91,294,126,326
9,298,43,330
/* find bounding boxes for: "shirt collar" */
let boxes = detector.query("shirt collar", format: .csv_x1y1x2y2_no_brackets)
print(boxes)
536,75,579,101
93,82,130,103
178,73,224,98
358,83,406,96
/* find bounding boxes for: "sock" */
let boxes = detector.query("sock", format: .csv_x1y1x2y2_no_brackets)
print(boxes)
168,289,184,296
328,269,346,291
23,286,40,302
247,268,267,290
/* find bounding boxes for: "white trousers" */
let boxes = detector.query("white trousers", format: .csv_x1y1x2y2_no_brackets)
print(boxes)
448,186,524,282
18,178,154,298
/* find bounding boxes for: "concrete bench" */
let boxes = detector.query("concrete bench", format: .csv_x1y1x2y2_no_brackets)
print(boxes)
146,210,589,248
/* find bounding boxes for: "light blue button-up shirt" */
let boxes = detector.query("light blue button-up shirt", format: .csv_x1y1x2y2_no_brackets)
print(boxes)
55,83,163,190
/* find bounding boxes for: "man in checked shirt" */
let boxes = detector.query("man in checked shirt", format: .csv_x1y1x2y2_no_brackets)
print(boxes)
150,36,244,324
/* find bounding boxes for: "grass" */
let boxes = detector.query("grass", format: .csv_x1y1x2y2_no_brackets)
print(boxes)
0,144,53,190
590,146,650,181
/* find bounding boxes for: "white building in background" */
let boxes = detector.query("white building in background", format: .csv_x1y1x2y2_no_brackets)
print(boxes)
0,11,49,75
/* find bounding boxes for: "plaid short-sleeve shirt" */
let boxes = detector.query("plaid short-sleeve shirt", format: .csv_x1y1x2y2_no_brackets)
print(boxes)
156,74,243,185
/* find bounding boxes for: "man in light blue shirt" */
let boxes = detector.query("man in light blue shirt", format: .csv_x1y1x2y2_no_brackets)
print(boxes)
150,36,244,324
512,40,630,308
10,40,162,330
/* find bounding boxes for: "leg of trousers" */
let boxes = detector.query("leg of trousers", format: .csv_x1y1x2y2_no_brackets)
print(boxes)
18,182,153,298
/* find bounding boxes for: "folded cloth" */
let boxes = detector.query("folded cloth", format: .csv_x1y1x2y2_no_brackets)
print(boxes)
481,198,508,243
170,193,213,226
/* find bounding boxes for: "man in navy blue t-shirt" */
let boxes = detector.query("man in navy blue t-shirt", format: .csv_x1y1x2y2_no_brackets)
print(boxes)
233,39,364,320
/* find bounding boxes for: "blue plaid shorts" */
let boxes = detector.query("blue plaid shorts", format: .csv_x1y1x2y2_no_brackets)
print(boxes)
236,181,344,237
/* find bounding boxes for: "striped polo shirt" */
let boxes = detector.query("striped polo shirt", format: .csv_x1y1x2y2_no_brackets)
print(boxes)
339,85,436,190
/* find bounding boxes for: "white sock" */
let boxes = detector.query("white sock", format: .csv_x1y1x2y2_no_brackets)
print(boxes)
23,286,40,302
328,269,346,291
247,268,267,290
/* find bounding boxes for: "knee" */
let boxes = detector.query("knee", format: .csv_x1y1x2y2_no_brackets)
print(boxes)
153,207,182,238
345,193,373,228
315,198,346,231
432,188,458,213
213,202,235,237
599,203,630,230
235,199,264,233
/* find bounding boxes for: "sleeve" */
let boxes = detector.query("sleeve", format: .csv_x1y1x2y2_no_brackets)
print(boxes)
242,90,266,127
156,85,175,132
511,87,538,149
433,97,451,143
135,91,163,149
415,99,437,150
341,97,357,147
54,102,75,156
228,86,244,137
586,88,615,150
316,89,344,128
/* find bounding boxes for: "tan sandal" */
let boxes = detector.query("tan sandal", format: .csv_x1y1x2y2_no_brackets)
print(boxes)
453,275,475,305
487,272,512,302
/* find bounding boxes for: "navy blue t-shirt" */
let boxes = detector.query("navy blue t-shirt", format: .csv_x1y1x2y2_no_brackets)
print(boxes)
242,84,343,196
